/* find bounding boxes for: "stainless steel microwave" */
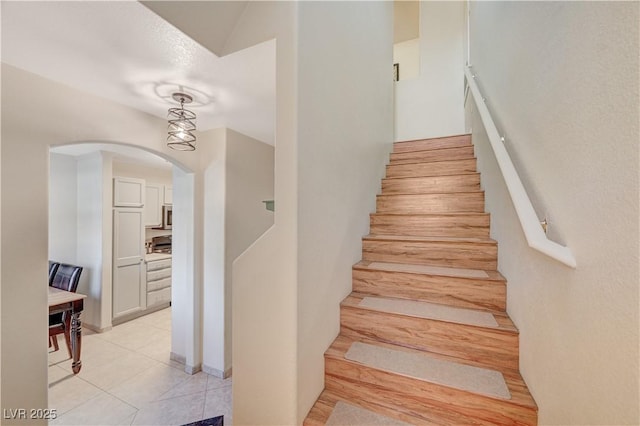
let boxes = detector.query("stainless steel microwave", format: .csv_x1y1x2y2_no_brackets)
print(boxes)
162,205,172,230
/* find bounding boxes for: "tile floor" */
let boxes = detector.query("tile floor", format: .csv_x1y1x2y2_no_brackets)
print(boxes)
48,308,232,425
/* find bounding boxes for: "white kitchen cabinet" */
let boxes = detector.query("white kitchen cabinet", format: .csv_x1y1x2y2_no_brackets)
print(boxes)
146,256,171,308
144,184,163,227
163,186,173,205
112,208,145,319
113,177,145,207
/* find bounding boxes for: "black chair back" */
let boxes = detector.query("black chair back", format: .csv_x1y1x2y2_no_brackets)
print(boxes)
48,261,60,286
49,264,83,328
50,264,83,293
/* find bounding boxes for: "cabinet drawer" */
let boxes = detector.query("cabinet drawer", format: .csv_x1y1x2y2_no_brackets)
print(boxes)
147,258,172,271
147,268,171,282
147,277,171,292
147,287,171,307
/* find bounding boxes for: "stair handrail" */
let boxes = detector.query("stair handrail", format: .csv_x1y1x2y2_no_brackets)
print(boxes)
464,66,577,268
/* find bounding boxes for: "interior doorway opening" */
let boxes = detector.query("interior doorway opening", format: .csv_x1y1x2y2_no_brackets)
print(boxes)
47,141,198,381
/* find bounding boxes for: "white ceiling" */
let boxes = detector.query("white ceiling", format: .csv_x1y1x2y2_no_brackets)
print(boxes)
1,1,275,145
141,1,249,57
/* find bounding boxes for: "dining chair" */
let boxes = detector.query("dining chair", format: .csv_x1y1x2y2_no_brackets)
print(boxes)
48,261,60,286
49,264,83,356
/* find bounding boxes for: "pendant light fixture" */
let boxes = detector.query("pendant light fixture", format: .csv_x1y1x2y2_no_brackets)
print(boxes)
167,92,196,151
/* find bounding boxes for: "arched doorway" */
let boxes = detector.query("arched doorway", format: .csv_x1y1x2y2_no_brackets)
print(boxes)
46,141,217,423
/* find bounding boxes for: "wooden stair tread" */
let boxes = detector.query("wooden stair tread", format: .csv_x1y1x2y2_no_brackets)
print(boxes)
386,158,478,179
327,335,537,410
389,146,476,165
343,293,517,332
376,192,486,215
393,134,472,153
386,158,477,170
304,390,437,426
381,174,481,195
354,260,505,281
381,172,480,181
364,234,496,245
352,261,507,312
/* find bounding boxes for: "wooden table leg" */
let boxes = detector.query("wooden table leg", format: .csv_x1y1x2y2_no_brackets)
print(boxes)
70,309,82,374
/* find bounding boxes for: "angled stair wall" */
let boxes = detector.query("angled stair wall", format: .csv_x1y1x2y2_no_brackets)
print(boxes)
305,134,538,425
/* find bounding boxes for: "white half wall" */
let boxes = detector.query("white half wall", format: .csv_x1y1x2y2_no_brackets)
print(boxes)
469,2,639,424
219,129,274,374
394,0,466,141
225,2,299,424
202,127,276,378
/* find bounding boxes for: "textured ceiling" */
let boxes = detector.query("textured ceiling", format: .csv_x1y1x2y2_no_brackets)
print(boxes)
141,1,249,57
1,1,275,145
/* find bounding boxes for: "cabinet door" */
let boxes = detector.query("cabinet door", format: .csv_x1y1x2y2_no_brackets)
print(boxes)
114,177,145,207
113,209,145,318
163,186,173,205
144,184,162,227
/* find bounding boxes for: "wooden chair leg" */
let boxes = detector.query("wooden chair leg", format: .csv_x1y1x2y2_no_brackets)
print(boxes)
63,315,72,359
50,336,59,352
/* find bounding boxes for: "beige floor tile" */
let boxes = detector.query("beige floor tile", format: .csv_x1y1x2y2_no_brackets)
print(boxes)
206,374,232,391
71,351,161,391
49,365,71,385
156,372,209,401
48,375,103,416
203,386,232,425
135,308,172,331
96,322,167,351
131,392,206,426
136,333,172,364
51,392,137,425
48,307,230,425
108,363,191,408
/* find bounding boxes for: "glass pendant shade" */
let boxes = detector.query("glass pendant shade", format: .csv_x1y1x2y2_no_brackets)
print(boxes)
167,93,196,151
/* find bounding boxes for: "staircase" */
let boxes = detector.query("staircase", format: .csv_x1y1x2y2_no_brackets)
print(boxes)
304,134,538,425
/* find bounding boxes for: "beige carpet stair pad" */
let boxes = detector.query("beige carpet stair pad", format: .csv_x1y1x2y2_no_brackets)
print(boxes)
359,296,499,328
326,401,411,426
345,342,511,400
368,261,489,278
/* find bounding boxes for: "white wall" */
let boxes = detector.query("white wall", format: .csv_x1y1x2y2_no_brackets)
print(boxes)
296,1,393,422
201,127,227,377
224,2,299,424
227,2,394,423
49,153,78,264
112,161,172,185
170,165,195,369
394,1,466,141
0,64,200,421
469,2,639,424
218,129,274,375
393,38,420,81
75,152,111,330
202,128,275,378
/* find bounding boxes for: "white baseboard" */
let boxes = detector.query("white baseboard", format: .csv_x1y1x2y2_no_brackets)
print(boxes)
170,352,201,375
83,322,112,333
185,364,202,375
203,364,232,379
170,352,186,364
